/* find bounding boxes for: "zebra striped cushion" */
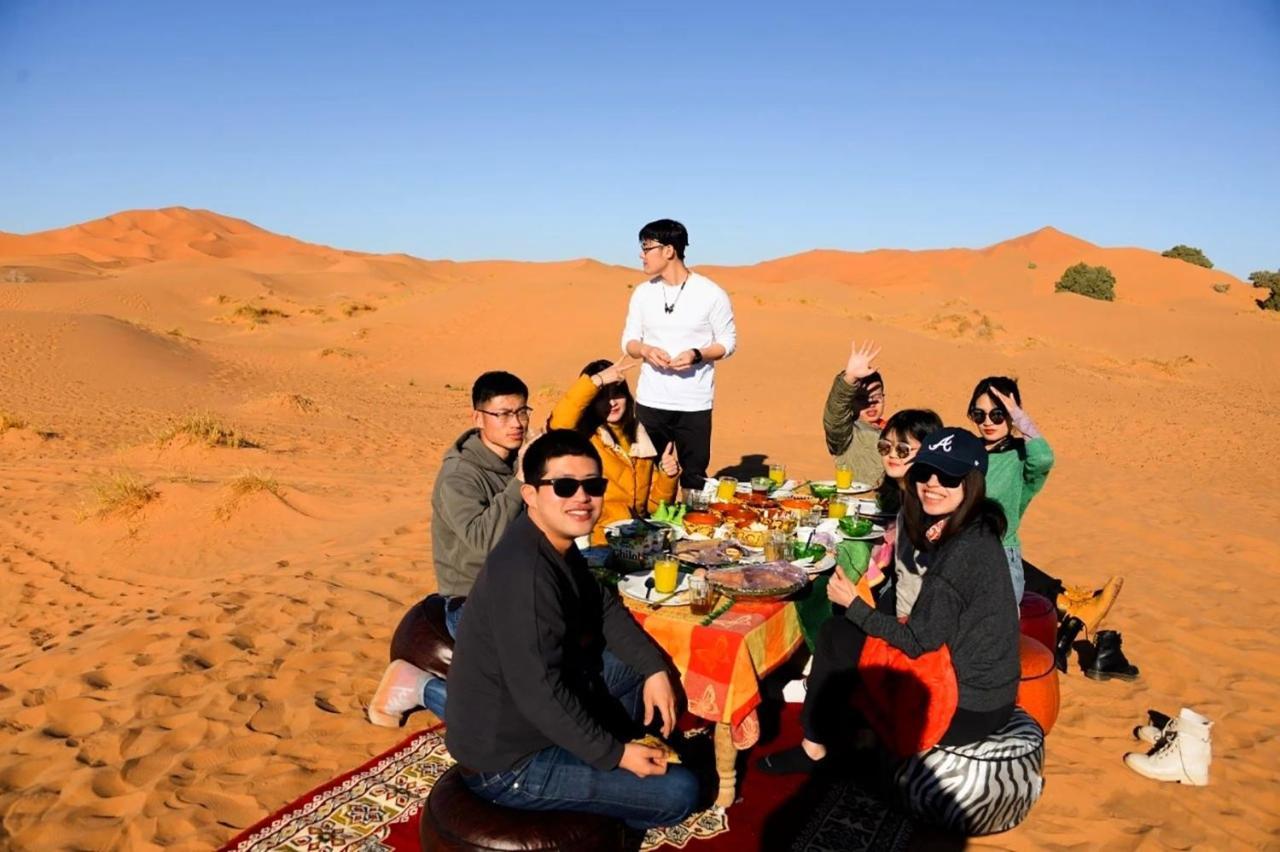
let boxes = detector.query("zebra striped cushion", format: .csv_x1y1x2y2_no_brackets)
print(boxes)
893,706,1045,836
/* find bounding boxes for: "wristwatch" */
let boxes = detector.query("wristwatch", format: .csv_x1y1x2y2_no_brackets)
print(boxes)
691,348,704,365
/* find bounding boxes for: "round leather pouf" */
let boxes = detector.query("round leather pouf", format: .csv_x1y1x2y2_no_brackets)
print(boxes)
420,766,627,852
1018,591,1057,652
1016,634,1060,735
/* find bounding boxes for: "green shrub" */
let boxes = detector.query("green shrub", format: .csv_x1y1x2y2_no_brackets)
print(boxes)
1250,270,1280,311
1055,263,1116,302
1162,245,1213,268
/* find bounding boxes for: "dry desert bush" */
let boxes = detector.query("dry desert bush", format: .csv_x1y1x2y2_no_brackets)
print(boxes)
156,413,255,448
340,301,377,317
0,411,29,432
231,304,289,324
215,470,285,520
88,471,159,520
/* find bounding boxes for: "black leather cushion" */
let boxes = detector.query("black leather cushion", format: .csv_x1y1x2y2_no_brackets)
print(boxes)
390,594,459,681
419,766,627,852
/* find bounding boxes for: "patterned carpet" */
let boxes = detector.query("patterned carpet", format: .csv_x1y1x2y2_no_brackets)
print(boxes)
222,712,912,852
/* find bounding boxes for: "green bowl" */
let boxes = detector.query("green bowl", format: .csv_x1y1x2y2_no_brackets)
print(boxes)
810,483,838,499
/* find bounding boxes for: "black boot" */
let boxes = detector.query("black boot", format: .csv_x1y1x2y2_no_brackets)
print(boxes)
1084,630,1140,681
1055,616,1084,673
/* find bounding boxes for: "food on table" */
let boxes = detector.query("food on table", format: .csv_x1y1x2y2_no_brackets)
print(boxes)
838,516,874,538
745,493,778,508
673,539,745,566
708,562,808,598
650,500,687,525
631,734,681,763
778,497,817,514
735,522,771,548
681,511,721,538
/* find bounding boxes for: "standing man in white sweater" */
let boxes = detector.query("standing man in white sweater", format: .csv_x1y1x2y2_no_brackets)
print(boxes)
621,219,737,491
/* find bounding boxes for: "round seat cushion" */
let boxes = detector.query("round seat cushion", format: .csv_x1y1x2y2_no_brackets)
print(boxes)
420,765,626,852
893,705,1045,836
1018,591,1057,652
390,594,460,681
1016,634,1061,735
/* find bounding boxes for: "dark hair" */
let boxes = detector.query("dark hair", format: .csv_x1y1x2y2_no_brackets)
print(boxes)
576,359,638,443
853,371,885,410
472,371,528,408
875,408,944,512
522,428,602,484
901,467,1007,551
968,376,1021,416
638,219,689,261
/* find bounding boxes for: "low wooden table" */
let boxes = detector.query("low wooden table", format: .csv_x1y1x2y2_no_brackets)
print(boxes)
625,596,803,807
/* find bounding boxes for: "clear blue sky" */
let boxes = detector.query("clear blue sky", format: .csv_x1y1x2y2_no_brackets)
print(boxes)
1,1,1277,276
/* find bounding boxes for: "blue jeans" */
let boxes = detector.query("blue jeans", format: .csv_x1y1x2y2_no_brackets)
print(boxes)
421,598,465,717
1005,546,1026,603
460,652,699,830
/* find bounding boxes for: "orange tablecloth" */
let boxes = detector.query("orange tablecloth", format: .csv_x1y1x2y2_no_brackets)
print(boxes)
625,597,803,748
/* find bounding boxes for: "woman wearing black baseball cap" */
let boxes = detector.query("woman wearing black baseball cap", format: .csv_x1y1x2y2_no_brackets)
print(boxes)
761,426,1021,772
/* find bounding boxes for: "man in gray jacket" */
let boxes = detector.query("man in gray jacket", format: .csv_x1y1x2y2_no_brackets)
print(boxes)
368,371,531,727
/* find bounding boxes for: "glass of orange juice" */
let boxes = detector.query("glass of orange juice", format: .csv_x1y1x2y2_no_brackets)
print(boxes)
653,556,680,595
827,497,848,519
834,462,854,490
716,476,738,502
768,463,786,486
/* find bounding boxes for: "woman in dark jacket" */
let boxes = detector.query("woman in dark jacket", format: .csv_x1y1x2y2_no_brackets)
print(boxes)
762,427,1021,772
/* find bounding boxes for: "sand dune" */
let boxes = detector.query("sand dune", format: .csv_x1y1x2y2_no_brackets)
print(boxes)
1,209,1278,850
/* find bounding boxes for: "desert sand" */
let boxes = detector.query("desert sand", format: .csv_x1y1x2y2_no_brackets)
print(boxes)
1,207,1277,850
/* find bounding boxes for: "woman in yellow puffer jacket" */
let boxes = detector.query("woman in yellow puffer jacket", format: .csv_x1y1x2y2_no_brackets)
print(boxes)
550,358,681,545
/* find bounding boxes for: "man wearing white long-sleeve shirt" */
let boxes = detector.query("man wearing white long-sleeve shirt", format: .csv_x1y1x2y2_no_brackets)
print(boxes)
621,219,737,490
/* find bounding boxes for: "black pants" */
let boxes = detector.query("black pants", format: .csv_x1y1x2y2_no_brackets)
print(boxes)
802,616,1013,750
1022,559,1065,605
635,404,712,491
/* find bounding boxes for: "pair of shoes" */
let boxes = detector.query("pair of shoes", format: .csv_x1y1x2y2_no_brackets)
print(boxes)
1083,630,1140,681
1056,576,1124,636
1124,708,1211,786
1055,616,1084,672
367,659,431,727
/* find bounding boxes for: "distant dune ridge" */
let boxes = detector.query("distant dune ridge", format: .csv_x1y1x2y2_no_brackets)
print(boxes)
0,208,1277,850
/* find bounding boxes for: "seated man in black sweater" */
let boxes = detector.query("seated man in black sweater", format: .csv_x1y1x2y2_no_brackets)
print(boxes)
445,429,700,830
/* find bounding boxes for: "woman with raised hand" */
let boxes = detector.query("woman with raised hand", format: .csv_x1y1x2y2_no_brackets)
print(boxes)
549,358,680,545
968,376,1121,633
823,340,888,489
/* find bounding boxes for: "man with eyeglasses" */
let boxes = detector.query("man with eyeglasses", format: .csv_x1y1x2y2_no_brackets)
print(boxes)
822,339,888,488
369,371,532,727
447,429,699,830
622,219,736,491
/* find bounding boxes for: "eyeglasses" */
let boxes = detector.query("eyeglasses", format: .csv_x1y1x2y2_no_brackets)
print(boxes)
968,407,1007,426
909,467,966,488
640,244,665,254
877,439,916,460
477,406,533,424
533,476,608,498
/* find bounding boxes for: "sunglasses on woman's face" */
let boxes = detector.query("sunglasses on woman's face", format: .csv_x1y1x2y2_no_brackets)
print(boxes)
968,407,1007,426
534,476,608,498
909,467,966,488
877,439,916,460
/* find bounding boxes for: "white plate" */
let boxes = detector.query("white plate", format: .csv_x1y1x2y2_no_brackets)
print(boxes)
791,552,836,576
837,483,874,494
815,518,886,541
618,572,690,606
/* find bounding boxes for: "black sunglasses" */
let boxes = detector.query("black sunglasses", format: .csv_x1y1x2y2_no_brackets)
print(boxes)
908,466,966,488
533,476,608,498
968,407,1007,426
876,439,916,460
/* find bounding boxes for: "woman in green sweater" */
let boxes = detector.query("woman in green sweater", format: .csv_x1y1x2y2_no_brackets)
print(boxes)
968,377,1121,632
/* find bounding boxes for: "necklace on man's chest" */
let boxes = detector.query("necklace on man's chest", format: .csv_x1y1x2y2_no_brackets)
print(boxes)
663,275,690,314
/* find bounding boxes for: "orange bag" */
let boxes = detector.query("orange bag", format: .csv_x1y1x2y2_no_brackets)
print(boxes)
854,633,959,758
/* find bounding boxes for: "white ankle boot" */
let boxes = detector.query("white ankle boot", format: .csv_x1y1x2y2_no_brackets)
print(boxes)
1124,707,1211,786
1133,710,1177,745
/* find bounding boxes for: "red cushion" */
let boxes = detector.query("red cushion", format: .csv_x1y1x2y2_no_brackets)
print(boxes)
1019,591,1057,652
855,636,959,759
1016,635,1060,735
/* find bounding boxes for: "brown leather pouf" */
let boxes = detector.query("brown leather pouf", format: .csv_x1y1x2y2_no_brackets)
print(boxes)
419,766,627,852
390,594,460,680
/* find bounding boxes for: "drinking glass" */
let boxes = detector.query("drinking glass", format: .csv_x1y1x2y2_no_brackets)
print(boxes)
827,497,848,519
834,462,854,490
716,477,739,502
653,556,680,595
688,574,714,615
768,463,786,486
764,531,790,562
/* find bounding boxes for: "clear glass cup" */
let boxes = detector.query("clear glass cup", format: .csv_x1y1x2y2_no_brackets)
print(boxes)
827,497,848,519
834,462,854,490
750,475,773,495
768,463,786,486
764,531,790,562
653,556,680,594
716,476,739,502
686,490,709,512
688,573,714,615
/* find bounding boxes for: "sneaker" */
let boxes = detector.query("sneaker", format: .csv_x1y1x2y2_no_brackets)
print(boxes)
367,659,431,727
1058,576,1124,636
1124,708,1211,786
